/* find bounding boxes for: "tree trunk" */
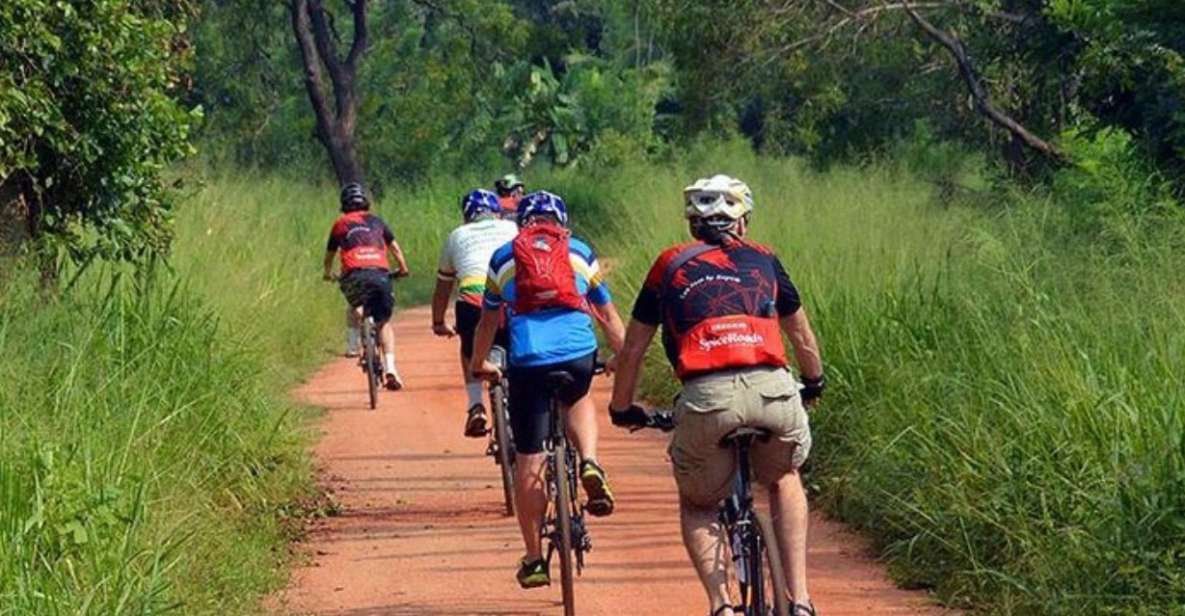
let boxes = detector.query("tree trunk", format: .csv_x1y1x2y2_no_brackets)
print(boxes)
289,0,369,185
322,122,364,185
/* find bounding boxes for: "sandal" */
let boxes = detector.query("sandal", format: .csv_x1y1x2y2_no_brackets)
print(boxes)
710,606,735,616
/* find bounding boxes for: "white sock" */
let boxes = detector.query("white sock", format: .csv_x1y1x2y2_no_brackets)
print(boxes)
346,326,360,353
465,381,483,407
384,353,397,375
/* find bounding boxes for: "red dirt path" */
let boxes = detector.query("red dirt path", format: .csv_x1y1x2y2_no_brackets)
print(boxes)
272,306,948,615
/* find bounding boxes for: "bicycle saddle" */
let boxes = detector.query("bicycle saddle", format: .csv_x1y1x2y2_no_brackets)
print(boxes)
545,370,576,392
718,426,772,448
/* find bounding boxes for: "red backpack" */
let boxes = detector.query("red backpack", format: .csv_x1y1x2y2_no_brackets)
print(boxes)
512,222,585,314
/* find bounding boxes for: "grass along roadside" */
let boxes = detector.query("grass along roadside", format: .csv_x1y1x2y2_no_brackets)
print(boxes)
539,142,1185,614
0,171,461,614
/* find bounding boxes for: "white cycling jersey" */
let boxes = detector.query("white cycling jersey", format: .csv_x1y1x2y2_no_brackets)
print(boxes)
438,217,519,305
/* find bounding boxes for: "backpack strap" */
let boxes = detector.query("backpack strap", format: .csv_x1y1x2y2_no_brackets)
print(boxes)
661,242,717,293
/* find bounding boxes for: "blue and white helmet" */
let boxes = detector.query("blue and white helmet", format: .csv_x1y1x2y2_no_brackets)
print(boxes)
460,189,502,221
516,191,569,227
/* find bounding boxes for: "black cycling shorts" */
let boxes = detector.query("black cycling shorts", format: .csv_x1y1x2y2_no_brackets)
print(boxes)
339,268,394,323
455,301,509,360
508,352,596,455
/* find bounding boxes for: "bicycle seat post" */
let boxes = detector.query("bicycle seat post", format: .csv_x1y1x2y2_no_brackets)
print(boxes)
545,371,575,448
720,428,769,513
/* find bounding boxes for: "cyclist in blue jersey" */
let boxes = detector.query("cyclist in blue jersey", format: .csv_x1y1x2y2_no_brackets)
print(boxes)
470,191,627,589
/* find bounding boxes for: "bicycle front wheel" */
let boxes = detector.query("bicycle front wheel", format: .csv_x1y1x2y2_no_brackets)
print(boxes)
553,438,577,616
490,382,515,516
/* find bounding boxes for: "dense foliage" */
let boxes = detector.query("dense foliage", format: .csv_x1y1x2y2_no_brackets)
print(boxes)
654,0,1185,178
194,0,668,182
191,1,1185,191
0,0,199,270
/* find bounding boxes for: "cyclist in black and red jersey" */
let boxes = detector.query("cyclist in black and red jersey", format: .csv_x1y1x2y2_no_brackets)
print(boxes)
493,173,525,218
609,175,824,616
322,183,411,390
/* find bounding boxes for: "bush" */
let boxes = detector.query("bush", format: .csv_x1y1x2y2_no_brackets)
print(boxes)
1054,125,1182,246
0,0,200,269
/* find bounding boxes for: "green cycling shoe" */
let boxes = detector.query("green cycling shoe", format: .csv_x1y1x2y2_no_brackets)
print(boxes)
580,459,615,517
516,557,549,589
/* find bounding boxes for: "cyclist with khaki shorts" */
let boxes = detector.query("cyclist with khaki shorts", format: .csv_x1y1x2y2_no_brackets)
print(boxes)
608,174,825,616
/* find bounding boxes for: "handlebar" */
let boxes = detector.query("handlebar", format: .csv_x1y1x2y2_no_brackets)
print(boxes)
324,269,409,282
631,409,676,433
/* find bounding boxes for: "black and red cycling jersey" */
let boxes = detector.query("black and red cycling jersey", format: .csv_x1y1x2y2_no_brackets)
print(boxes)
631,239,802,380
326,211,396,273
498,195,520,217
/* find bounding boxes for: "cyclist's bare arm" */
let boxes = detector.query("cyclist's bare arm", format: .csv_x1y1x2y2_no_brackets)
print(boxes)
780,308,823,380
430,276,456,336
468,307,502,378
322,249,337,280
387,240,409,275
609,318,658,410
589,301,627,354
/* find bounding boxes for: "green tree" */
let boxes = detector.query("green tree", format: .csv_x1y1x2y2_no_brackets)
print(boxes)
650,0,1185,181
0,0,200,277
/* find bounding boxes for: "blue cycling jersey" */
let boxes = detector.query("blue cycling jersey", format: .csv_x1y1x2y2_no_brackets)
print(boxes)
483,236,611,367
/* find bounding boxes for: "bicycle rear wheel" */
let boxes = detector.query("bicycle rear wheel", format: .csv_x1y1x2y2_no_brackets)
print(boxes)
490,381,515,516
363,318,378,410
746,511,790,616
553,437,577,616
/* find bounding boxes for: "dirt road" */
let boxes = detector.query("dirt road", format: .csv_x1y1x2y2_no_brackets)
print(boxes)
274,306,947,615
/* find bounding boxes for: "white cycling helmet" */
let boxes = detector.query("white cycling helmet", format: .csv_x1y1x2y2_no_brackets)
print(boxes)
683,174,753,220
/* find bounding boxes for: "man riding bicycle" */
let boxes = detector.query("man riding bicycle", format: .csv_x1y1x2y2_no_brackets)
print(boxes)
493,173,525,217
431,189,519,437
608,175,825,616
470,190,627,589
323,182,411,390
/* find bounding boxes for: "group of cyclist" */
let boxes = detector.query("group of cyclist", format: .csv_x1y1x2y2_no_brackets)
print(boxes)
322,173,825,616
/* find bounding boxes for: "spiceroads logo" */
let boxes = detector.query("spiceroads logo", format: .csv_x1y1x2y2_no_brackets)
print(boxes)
698,332,765,351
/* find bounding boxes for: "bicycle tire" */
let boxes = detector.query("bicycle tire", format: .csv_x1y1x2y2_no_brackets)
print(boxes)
554,437,577,616
490,381,515,516
752,511,791,616
363,319,378,410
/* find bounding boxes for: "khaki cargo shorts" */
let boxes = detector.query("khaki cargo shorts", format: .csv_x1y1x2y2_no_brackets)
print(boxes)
668,365,812,508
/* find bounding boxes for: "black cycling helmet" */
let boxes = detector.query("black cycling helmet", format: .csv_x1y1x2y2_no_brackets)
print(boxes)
494,173,524,196
340,182,370,212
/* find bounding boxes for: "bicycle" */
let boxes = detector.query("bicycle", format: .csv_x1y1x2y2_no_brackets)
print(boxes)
328,271,404,411
540,364,605,616
638,410,791,616
485,344,515,516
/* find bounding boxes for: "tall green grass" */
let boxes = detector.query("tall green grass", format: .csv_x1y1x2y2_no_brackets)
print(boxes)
0,172,461,614
539,141,1185,614
3,145,1181,615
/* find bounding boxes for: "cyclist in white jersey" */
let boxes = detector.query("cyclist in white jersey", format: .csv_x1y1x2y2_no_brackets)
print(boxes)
432,189,520,436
